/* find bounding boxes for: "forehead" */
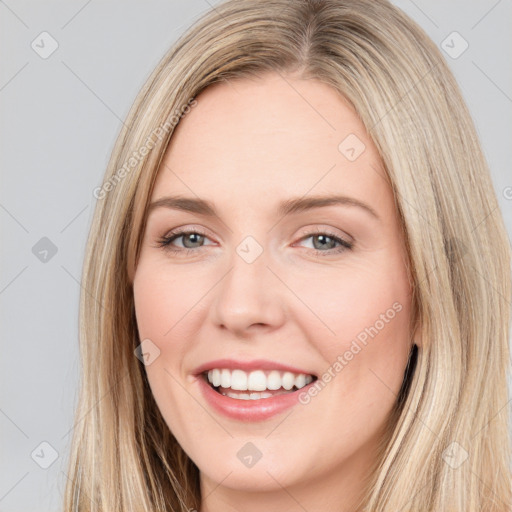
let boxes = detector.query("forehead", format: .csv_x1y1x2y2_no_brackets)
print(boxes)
152,72,391,213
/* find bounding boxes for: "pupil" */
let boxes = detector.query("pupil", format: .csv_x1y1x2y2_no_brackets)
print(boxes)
313,234,334,250
184,233,203,248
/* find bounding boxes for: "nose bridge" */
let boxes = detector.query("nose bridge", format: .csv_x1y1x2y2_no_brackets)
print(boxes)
210,235,285,333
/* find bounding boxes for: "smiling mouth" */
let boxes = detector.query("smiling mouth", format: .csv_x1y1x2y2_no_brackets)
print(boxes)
203,368,317,400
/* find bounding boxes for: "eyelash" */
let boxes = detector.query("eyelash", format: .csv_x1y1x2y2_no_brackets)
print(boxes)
155,227,353,257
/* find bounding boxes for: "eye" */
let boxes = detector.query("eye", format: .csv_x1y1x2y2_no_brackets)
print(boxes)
295,228,353,255
155,227,353,256
156,228,215,255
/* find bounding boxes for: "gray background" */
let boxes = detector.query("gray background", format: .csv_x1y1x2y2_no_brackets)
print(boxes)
1,1,511,510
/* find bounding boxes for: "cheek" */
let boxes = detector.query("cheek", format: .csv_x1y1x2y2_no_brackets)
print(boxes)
290,266,412,448
133,278,175,338
132,265,202,434
292,254,412,392
132,260,217,403
133,262,207,345
295,258,410,340
132,266,188,401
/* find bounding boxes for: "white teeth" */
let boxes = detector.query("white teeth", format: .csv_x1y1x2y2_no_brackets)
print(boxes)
231,369,248,390
223,391,275,400
211,369,221,387
267,370,282,390
206,368,315,392
247,370,267,391
295,374,306,389
220,369,231,388
229,392,250,399
282,372,295,390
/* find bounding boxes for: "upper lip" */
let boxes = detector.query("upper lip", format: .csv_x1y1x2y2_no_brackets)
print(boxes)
193,358,317,377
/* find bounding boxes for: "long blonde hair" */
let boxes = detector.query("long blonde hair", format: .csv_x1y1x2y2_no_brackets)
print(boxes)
63,0,512,510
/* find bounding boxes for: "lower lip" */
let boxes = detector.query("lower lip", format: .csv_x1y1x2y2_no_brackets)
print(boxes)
197,375,314,422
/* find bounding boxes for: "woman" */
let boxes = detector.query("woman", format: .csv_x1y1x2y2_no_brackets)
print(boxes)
63,0,512,510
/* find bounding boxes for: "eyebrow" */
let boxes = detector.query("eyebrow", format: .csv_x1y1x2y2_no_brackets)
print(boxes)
148,194,379,220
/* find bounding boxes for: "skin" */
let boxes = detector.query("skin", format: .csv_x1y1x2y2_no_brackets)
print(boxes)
132,72,419,512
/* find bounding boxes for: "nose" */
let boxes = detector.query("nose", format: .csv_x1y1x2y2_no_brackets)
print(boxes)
209,242,287,337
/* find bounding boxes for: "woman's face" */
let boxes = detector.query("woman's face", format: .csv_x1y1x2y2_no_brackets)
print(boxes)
133,72,415,509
